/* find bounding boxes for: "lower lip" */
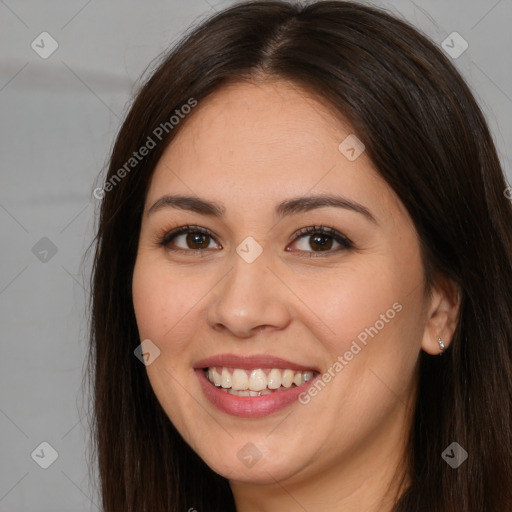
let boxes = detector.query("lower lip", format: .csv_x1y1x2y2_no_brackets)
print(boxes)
195,369,319,418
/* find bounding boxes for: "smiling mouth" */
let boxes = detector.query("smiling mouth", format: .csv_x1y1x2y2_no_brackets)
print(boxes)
203,367,318,396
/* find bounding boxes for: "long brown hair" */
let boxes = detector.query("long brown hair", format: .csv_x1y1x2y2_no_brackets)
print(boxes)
86,1,512,510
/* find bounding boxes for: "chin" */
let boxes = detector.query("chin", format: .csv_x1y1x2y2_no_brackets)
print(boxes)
196,441,312,485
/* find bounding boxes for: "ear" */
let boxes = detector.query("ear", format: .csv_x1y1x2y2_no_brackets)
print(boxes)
421,273,461,355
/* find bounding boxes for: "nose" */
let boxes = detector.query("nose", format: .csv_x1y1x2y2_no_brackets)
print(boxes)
205,248,292,338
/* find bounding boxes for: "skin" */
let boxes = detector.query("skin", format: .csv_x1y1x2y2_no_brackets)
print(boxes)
132,79,460,511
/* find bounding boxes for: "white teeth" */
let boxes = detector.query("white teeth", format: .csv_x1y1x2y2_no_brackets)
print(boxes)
303,371,314,382
231,369,249,391
228,388,251,396
221,367,231,388
267,368,282,389
248,369,267,391
222,387,277,396
209,367,222,386
282,369,294,388
206,367,316,392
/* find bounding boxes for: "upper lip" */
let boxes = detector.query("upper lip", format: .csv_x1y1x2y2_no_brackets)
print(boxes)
194,354,319,372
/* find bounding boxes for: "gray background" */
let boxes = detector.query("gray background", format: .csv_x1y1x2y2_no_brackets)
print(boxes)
1,0,511,510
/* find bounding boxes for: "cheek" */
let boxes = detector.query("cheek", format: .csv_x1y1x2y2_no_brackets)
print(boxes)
132,255,225,366
131,256,203,436
132,260,164,340
294,246,425,394
132,257,192,352
293,259,405,357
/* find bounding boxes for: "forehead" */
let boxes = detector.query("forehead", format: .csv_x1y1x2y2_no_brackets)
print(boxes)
145,80,405,224
160,80,347,170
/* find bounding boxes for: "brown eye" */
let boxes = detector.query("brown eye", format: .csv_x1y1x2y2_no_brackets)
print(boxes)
183,232,211,249
158,225,221,251
289,225,353,254
157,224,352,256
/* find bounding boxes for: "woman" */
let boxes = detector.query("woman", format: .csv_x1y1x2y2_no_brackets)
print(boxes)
87,1,512,510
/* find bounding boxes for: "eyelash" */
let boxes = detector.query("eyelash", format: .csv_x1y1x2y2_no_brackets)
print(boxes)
155,224,354,257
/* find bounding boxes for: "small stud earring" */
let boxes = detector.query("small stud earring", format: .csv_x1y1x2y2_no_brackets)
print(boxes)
438,337,445,355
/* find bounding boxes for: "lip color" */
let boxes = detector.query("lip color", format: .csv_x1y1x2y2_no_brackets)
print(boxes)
195,368,319,418
194,354,320,373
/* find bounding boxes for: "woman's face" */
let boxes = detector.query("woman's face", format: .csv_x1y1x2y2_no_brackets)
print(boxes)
132,80,431,491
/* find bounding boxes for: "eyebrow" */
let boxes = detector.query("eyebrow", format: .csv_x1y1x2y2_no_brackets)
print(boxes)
146,194,378,224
